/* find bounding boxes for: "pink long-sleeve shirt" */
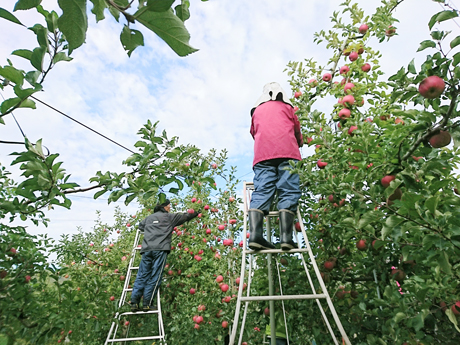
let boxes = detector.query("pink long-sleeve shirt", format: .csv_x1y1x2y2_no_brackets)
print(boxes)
250,101,303,167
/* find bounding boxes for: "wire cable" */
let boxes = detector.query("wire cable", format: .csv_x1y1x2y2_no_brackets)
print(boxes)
29,95,136,154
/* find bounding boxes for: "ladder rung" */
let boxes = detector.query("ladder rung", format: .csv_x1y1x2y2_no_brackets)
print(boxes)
106,335,164,343
117,310,160,316
241,294,327,302
245,248,310,254
124,288,133,292
130,267,139,270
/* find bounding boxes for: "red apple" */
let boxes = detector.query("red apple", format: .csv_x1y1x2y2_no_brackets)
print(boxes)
25,275,31,283
110,296,115,301
451,301,460,315
322,73,332,82
194,323,200,330
429,131,451,148
361,63,371,72
295,222,301,232
381,175,396,188
204,205,210,210
211,163,217,169
196,316,204,324
229,197,235,202
222,321,228,328
324,261,335,271
120,275,125,281
391,269,406,282
317,159,328,169
348,126,358,136
349,52,359,61
294,91,302,98
385,25,396,37
220,284,229,292
339,65,350,74
216,275,224,283
7,247,16,256
419,76,445,99
338,108,351,120
308,79,318,87
198,304,206,312
356,239,367,251
190,288,196,294
344,82,355,93
229,219,237,224
188,209,195,214
359,23,369,34
342,95,355,107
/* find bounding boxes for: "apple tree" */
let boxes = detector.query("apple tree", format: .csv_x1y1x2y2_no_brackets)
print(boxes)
284,0,460,343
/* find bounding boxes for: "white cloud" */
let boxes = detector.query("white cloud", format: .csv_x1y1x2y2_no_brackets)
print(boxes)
1,0,458,241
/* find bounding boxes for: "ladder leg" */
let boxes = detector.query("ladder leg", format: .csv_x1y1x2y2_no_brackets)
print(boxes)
296,209,351,345
266,219,276,345
230,182,251,345
237,254,254,345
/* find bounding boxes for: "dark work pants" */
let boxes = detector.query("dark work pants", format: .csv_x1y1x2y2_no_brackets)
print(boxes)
131,250,167,307
250,158,301,213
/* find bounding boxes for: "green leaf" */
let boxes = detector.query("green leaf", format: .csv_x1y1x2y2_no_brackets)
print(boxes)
437,251,452,274
25,70,40,85
450,35,460,49
175,1,190,22
424,195,439,215
394,312,406,323
407,59,416,74
1,97,21,114
14,0,42,11
89,0,106,22
357,211,381,229
0,7,24,26
145,0,175,12
445,308,460,332
416,40,436,52
0,66,24,86
13,84,41,99
435,10,458,24
30,46,46,71
120,25,144,57
57,0,88,54
453,52,460,66
52,52,73,63
12,49,33,61
134,8,198,57
429,10,459,29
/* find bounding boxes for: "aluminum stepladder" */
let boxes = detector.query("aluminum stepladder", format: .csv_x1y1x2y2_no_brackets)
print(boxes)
105,229,166,344
229,182,351,345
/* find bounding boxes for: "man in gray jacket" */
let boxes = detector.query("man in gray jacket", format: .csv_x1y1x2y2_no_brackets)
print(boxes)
130,199,199,312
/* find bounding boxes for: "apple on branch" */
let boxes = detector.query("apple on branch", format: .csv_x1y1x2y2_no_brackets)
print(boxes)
419,75,445,99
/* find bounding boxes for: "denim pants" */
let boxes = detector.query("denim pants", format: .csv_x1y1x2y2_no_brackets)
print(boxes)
131,250,167,307
250,159,301,213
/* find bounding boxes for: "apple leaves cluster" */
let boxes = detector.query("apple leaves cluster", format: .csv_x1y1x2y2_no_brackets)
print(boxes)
286,0,460,343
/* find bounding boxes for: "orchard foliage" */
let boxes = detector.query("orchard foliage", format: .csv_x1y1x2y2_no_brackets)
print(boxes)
287,0,460,343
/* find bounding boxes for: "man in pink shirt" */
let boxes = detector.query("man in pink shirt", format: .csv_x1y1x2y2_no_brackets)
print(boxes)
248,82,303,250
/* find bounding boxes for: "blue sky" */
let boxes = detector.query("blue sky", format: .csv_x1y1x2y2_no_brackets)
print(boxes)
0,0,458,241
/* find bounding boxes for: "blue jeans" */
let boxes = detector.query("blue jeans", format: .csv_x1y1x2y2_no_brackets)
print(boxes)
131,250,167,307
250,159,301,213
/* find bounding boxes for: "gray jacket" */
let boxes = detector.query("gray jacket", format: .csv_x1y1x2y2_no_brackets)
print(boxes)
139,209,197,253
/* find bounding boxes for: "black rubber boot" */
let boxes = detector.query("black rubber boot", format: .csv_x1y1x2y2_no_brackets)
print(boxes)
279,209,296,250
248,209,275,250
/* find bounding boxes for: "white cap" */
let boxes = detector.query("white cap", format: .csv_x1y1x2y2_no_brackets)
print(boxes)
250,82,293,116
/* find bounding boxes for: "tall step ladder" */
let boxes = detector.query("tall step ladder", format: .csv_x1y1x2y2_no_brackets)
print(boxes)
229,182,351,345
105,229,166,344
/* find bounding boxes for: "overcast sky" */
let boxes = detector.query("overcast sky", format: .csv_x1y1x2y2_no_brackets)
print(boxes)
0,0,458,241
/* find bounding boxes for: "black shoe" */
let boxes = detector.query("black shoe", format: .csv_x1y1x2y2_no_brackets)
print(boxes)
130,302,140,312
248,209,275,250
279,209,297,250
142,304,157,312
